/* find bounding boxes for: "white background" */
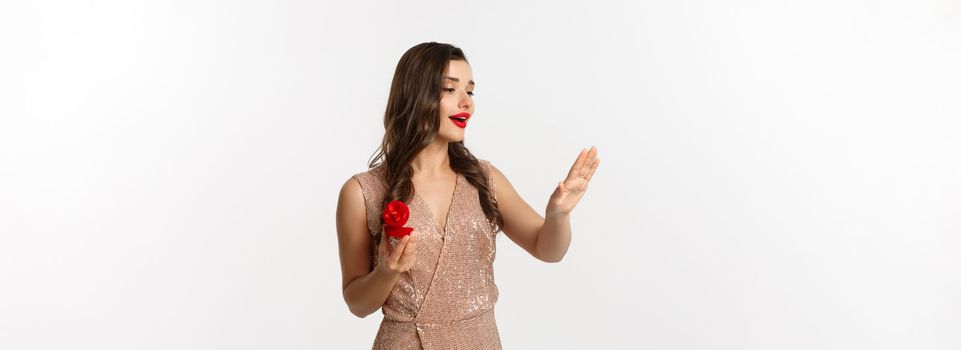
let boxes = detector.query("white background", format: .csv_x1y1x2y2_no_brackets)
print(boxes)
2,1,959,349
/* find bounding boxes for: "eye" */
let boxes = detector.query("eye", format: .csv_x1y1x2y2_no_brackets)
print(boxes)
443,88,474,96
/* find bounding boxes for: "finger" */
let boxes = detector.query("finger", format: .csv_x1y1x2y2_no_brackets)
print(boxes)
388,235,410,265
584,157,600,181
396,236,417,266
399,237,417,261
579,146,598,178
378,230,388,255
565,148,588,182
384,236,393,257
405,236,417,257
400,233,416,254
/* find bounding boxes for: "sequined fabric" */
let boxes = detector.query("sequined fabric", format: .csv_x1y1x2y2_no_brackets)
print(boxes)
351,159,502,350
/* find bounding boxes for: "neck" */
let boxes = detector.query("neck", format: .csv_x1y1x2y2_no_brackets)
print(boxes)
410,138,452,176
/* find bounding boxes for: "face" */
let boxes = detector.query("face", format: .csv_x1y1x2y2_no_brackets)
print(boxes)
436,59,475,143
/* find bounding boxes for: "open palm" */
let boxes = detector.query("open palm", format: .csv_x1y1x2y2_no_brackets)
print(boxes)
547,146,600,217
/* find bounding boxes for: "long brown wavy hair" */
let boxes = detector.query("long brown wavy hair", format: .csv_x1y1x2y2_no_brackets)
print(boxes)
367,42,504,238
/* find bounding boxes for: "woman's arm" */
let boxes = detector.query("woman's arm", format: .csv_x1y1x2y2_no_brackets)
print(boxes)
487,164,558,262
336,178,417,317
488,147,600,263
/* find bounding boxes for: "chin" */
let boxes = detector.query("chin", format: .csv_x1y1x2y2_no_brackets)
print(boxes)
440,132,465,143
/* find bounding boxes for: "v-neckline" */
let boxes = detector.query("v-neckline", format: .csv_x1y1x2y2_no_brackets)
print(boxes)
412,173,460,235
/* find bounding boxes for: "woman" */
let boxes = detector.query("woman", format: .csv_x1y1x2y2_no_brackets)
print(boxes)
336,42,600,349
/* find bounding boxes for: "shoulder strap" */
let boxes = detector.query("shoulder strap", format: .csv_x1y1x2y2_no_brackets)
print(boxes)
479,159,496,203
350,166,387,239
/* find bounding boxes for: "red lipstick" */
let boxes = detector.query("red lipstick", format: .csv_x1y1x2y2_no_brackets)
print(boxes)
448,112,470,128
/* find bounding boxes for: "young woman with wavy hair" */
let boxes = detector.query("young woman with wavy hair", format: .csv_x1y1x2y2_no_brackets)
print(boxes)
336,41,600,349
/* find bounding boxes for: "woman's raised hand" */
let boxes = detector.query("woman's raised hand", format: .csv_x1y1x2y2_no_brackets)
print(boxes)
375,227,417,276
546,146,600,217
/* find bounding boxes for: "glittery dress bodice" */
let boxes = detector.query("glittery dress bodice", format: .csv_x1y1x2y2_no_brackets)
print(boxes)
351,159,502,350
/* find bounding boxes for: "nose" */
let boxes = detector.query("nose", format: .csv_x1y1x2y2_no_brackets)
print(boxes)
458,91,472,110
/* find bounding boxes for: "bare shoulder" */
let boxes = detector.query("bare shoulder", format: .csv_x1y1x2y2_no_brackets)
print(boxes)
337,175,369,236
482,160,512,189
339,165,388,226
339,175,365,207
337,174,375,291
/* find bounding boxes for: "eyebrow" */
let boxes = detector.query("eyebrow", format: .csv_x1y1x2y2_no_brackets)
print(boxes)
443,76,475,85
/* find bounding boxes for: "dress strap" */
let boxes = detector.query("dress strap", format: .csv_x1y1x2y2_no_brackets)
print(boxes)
350,165,388,270
479,159,496,203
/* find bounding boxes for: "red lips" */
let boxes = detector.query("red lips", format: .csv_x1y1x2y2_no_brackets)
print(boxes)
449,112,470,128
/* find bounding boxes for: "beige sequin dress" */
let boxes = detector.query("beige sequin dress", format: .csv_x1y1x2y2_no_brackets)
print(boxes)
351,159,502,350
